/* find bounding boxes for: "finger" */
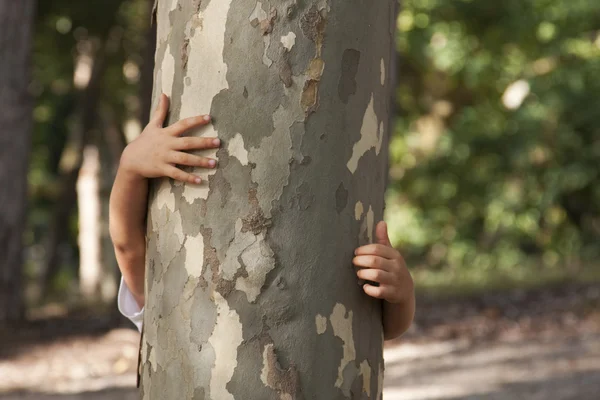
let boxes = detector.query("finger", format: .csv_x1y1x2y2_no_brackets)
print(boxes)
163,165,202,184
164,115,211,136
354,243,398,260
362,283,392,300
173,136,221,151
151,93,169,127
352,255,392,272
168,151,217,169
375,221,392,247
356,268,393,285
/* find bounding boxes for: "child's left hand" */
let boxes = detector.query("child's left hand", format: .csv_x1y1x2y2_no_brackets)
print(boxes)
353,221,414,305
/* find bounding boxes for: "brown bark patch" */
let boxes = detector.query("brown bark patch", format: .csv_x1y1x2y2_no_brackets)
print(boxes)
262,343,303,399
260,8,278,35
241,208,272,235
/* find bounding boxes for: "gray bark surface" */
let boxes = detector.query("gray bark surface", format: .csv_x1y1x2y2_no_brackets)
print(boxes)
0,0,35,323
141,0,394,398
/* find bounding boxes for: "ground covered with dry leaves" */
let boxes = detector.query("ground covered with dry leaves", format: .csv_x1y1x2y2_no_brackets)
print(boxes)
1,283,599,400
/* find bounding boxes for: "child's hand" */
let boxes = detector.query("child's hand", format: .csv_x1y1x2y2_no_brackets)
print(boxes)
120,93,220,184
353,221,414,305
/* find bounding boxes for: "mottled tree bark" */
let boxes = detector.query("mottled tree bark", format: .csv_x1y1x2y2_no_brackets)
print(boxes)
141,0,394,398
0,0,35,323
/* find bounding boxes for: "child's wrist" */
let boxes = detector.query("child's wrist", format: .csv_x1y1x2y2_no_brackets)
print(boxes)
118,155,145,182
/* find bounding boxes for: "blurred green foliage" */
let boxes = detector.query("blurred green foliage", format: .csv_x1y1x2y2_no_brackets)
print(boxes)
386,0,600,277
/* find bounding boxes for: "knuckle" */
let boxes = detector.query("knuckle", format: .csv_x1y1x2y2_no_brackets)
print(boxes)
370,256,380,268
181,137,193,149
186,117,197,128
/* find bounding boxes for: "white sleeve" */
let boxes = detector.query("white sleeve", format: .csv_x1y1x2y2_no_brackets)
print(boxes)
117,276,144,333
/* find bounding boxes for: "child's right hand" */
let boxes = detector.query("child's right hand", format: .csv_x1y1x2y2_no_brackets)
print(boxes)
119,93,220,184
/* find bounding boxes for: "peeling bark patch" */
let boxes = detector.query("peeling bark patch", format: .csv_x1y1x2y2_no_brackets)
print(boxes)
376,361,384,400
248,103,295,218
299,6,323,43
359,360,371,395
280,31,296,51
299,5,327,117
338,49,360,104
307,58,324,80
199,226,220,286
346,94,382,173
259,8,277,35
354,201,364,220
227,133,249,166
184,232,204,278
178,0,233,203
221,219,276,302
161,45,175,96
315,314,327,334
330,303,356,390
301,59,325,115
335,182,348,214
301,80,319,115
262,35,274,67
181,38,190,71
380,58,386,86
151,207,185,270
248,1,267,27
278,54,293,88
249,2,274,67
261,343,302,400
242,208,272,235
156,178,176,212
207,292,243,400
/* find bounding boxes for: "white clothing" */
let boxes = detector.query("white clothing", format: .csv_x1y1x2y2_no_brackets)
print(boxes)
117,277,144,332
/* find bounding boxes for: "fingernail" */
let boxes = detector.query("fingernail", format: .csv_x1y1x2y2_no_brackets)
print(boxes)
208,159,216,167
195,177,202,184
203,115,211,121
212,138,221,146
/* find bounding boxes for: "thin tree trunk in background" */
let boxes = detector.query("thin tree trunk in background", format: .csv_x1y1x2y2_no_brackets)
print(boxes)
139,0,157,127
77,145,102,299
40,55,106,299
0,0,35,324
141,0,394,398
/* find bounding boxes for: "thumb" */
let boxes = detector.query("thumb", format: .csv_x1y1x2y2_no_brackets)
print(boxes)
375,221,391,247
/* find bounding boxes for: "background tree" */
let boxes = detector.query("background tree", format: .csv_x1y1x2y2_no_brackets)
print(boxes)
139,0,395,398
0,0,35,323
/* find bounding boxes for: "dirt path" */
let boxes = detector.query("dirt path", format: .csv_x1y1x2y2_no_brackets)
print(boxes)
1,284,599,399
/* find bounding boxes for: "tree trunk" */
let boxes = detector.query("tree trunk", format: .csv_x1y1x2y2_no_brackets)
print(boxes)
140,0,394,398
0,0,35,324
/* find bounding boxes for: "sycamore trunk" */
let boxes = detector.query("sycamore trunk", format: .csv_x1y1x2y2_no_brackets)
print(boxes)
140,0,394,398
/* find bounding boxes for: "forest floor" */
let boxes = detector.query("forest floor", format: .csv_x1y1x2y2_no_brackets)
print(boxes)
1,282,599,400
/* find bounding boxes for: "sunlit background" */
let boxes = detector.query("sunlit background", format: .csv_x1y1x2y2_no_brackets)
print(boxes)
2,0,599,399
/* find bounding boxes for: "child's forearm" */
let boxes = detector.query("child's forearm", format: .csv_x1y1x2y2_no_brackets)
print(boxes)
383,294,416,341
109,165,148,308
